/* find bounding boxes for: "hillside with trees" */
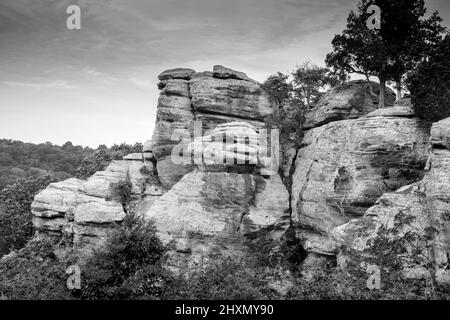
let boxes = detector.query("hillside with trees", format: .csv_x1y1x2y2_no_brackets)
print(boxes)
0,140,143,257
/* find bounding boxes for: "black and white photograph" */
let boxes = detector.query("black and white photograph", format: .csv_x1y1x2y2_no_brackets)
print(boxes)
0,0,449,308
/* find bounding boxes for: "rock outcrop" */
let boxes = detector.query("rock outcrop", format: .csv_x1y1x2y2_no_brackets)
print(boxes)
144,122,288,271
292,98,430,255
143,171,289,271
333,117,450,285
29,64,449,287
303,81,396,130
30,66,285,271
152,66,272,188
31,153,160,250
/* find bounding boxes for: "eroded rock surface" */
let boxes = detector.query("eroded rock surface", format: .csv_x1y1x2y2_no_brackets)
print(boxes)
144,122,288,271
143,170,289,272
292,100,430,255
31,155,160,250
333,117,450,284
151,66,273,188
303,81,396,130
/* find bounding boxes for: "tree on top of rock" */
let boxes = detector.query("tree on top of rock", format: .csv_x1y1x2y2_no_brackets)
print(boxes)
292,61,340,109
326,0,446,108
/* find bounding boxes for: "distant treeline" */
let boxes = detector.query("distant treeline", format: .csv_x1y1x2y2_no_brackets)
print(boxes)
0,139,143,256
0,139,143,190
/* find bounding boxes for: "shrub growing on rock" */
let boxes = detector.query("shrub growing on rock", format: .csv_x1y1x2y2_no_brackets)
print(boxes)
110,177,133,210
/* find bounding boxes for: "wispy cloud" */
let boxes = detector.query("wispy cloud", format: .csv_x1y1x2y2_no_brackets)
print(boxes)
4,80,78,89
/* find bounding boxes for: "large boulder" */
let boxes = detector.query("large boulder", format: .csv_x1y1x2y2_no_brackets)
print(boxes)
333,117,450,285
291,103,430,255
303,81,396,130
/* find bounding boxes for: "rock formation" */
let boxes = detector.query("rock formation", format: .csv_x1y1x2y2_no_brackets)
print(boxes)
303,80,396,130
143,122,288,271
31,66,287,272
31,152,160,251
29,66,449,286
152,66,272,188
333,117,450,285
292,96,430,256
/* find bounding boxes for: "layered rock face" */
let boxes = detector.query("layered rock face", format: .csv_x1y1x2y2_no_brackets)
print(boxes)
30,66,286,271
303,80,396,130
333,117,450,284
292,97,430,255
31,153,160,250
152,66,272,188
144,122,289,271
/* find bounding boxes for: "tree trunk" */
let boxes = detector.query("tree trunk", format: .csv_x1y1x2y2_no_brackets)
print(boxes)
378,78,386,109
396,81,402,100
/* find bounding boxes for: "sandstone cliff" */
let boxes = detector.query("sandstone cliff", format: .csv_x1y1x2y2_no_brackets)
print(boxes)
333,117,450,285
29,67,449,286
292,98,430,255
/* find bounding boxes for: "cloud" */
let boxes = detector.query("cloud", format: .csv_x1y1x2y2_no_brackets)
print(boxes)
4,80,78,89
0,0,449,146
130,77,155,90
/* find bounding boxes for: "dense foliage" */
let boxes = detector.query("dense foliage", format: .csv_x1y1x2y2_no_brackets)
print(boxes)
326,0,446,106
75,143,143,179
408,36,450,122
80,213,168,300
0,140,93,190
0,140,144,190
0,140,143,257
0,175,53,256
0,239,75,300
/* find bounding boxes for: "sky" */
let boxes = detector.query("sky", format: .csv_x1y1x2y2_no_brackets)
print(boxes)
1,0,449,147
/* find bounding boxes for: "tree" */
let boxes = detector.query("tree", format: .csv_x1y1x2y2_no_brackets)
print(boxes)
292,61,339,108
326,0,446,108
407,35,450,122
261,72,292,109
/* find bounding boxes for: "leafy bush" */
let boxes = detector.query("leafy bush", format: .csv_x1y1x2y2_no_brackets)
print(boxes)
408,36,450,122
75,143,144,180
0,175,53,256
76,149,112,179
110,177,133,212
81,213,168,300
171,257,278,300
0,239,75,300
